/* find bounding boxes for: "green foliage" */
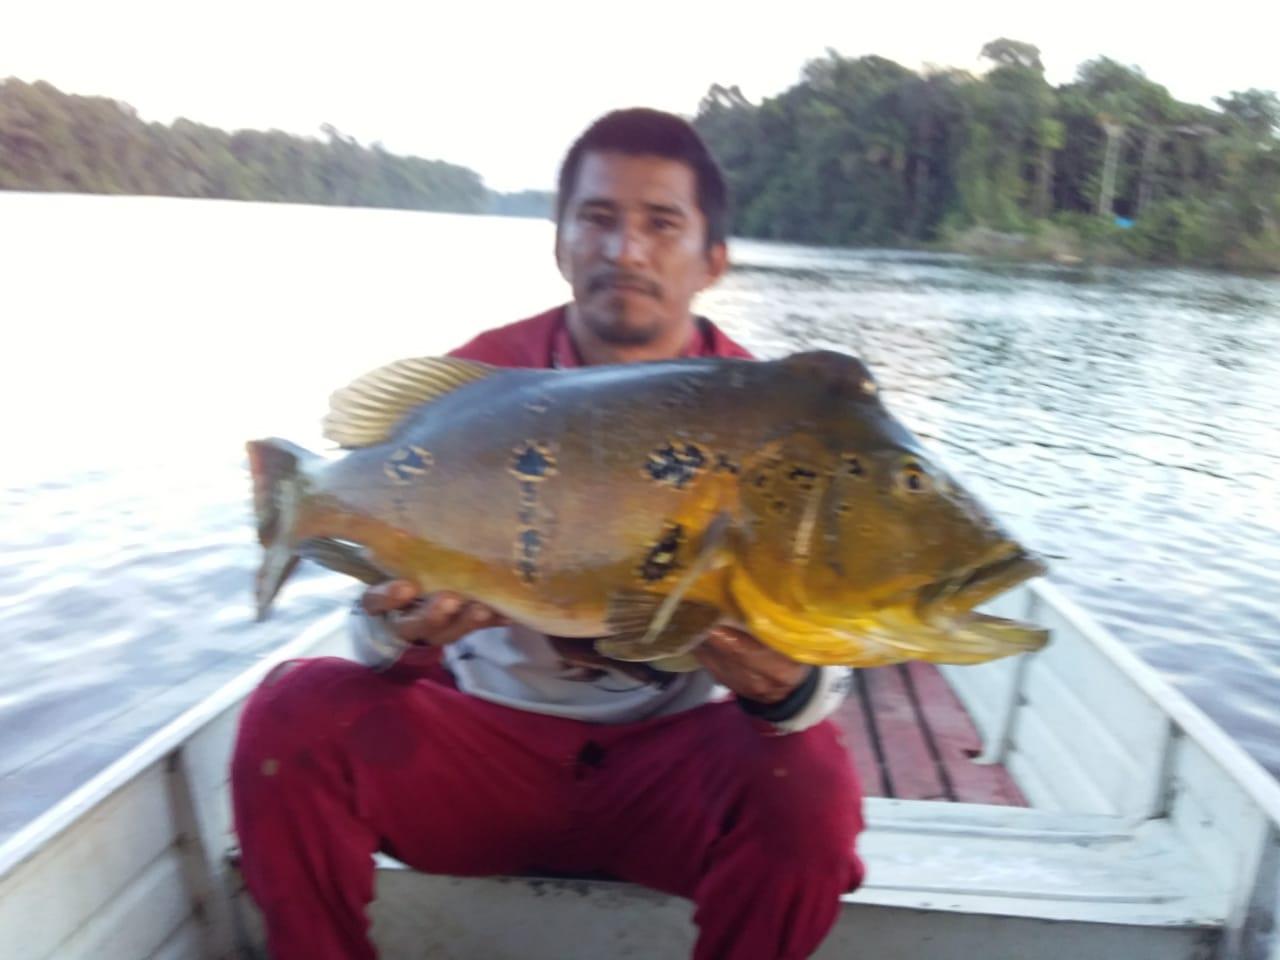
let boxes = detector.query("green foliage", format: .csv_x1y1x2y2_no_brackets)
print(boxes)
1214,90,1280,140
693,44,1280,271
1119,199,1216,262
980,38,1045,74
4,59,1277,270
0,78,545,217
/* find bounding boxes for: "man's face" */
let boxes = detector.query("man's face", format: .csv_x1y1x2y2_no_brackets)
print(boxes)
556,151,727,347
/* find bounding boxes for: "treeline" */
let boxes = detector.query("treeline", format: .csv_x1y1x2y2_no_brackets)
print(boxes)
4,53,1278,271
0,78,552,217
693,40,1280,271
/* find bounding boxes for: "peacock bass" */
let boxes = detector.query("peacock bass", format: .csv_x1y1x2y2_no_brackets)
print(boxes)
247,350,1049,668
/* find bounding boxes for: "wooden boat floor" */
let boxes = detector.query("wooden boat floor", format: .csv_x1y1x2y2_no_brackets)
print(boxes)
832,662,1026,805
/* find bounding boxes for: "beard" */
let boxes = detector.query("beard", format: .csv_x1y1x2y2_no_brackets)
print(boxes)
578,274,667,345
578,301,663,345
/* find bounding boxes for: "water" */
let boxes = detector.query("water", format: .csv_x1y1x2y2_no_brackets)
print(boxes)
1,193,1278,842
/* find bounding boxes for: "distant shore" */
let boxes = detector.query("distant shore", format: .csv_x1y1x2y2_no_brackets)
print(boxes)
6,52,1278,274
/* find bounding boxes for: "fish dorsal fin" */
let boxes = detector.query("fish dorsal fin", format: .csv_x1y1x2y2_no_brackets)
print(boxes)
324,356,499,448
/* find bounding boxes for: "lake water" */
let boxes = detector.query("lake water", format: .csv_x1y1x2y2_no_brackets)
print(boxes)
1,192,1278,843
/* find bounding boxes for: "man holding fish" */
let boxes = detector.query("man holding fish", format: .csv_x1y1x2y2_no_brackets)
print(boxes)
233,108,1047,960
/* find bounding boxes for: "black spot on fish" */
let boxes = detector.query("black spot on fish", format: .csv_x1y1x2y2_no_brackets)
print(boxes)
788,466,819,492
843,455,865,478
646,442,706,489
512,467,549,584
750,456,784,491
638,523,684,582
514,527,545,584
510,443,557,481
714,453,740,475
770,499,789,516
517,481,538,526
384,445,434,485
515,529,542,584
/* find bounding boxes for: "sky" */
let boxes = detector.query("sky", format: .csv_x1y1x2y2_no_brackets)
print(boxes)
5,0,1279,192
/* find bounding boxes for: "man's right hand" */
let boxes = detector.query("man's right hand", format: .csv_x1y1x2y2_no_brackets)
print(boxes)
360,580,508,646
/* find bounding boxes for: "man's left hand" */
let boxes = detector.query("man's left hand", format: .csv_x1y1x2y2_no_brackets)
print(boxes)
694,626,810,704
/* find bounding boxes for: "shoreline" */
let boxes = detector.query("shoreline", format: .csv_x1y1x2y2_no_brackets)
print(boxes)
4,185,1276,276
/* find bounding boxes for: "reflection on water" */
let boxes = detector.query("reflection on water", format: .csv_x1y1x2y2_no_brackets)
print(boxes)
1,196,1278,843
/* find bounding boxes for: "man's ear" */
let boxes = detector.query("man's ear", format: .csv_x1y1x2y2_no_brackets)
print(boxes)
703,241,729,288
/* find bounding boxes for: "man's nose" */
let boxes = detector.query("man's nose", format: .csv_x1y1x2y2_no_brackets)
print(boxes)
605,223,649,266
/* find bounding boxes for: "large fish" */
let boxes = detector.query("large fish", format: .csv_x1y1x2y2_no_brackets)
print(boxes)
247,350,1049,668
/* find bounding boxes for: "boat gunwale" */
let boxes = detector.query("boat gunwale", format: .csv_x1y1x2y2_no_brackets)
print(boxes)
0,607,350,878
1027,579,1280,823
2,578,1279,880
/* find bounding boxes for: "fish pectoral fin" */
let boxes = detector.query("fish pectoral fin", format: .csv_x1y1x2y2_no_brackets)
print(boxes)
296,537,392,586
596,593,721,662
324,356,500,448
598,510,732,662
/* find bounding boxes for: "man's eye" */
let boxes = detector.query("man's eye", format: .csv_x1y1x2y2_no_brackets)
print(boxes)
581,210,613,227
652,218,679,232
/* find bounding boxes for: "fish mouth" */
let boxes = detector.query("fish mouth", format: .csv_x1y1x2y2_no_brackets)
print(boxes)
915,544,1049,620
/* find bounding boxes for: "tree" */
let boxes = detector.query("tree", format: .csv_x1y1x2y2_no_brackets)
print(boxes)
0,77,510,216
979,38,1044,73
1215,89,1280,141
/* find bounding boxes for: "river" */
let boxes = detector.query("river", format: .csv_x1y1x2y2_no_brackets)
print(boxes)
1,192,1277,842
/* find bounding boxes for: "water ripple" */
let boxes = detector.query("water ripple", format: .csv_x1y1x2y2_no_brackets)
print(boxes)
1,197,1277,844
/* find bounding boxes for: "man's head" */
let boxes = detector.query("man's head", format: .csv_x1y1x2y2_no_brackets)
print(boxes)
555,109,730,355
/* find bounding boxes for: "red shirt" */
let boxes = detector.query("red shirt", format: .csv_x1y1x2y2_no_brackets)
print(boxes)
448,304,754,367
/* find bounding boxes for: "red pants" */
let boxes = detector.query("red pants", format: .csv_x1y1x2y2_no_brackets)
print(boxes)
231,657,865,960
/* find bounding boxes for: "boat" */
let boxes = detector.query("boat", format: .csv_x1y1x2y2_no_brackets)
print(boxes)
1,578,1277,959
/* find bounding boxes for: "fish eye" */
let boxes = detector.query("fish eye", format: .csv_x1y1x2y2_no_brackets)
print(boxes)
897,461,931,494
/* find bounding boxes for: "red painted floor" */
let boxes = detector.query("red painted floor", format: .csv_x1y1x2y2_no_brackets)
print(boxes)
831,663,1026,805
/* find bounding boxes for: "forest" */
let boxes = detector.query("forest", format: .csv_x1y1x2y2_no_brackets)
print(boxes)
3,39,1277,271
693,40,1280,271
0,77,549,217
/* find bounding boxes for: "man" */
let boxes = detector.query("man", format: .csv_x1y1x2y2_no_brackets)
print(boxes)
232,108,865,960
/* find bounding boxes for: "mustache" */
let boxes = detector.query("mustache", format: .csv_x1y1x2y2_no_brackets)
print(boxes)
588,272,661,297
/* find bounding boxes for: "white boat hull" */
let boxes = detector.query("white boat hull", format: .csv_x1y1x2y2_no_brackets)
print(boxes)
2,582,1278,959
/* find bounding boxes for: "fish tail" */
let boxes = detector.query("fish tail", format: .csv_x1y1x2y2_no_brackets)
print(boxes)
246,438,318,621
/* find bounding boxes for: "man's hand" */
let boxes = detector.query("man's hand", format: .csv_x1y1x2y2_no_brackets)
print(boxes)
693,626,811,704
361,580,508,646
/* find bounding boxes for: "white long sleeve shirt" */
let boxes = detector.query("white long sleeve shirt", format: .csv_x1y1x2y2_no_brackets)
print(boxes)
350,605,852,734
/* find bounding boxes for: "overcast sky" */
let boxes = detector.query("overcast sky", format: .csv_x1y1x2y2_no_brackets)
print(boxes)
6,0,1278,191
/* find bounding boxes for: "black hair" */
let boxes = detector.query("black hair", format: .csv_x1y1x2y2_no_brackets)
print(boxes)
556,108,729,250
